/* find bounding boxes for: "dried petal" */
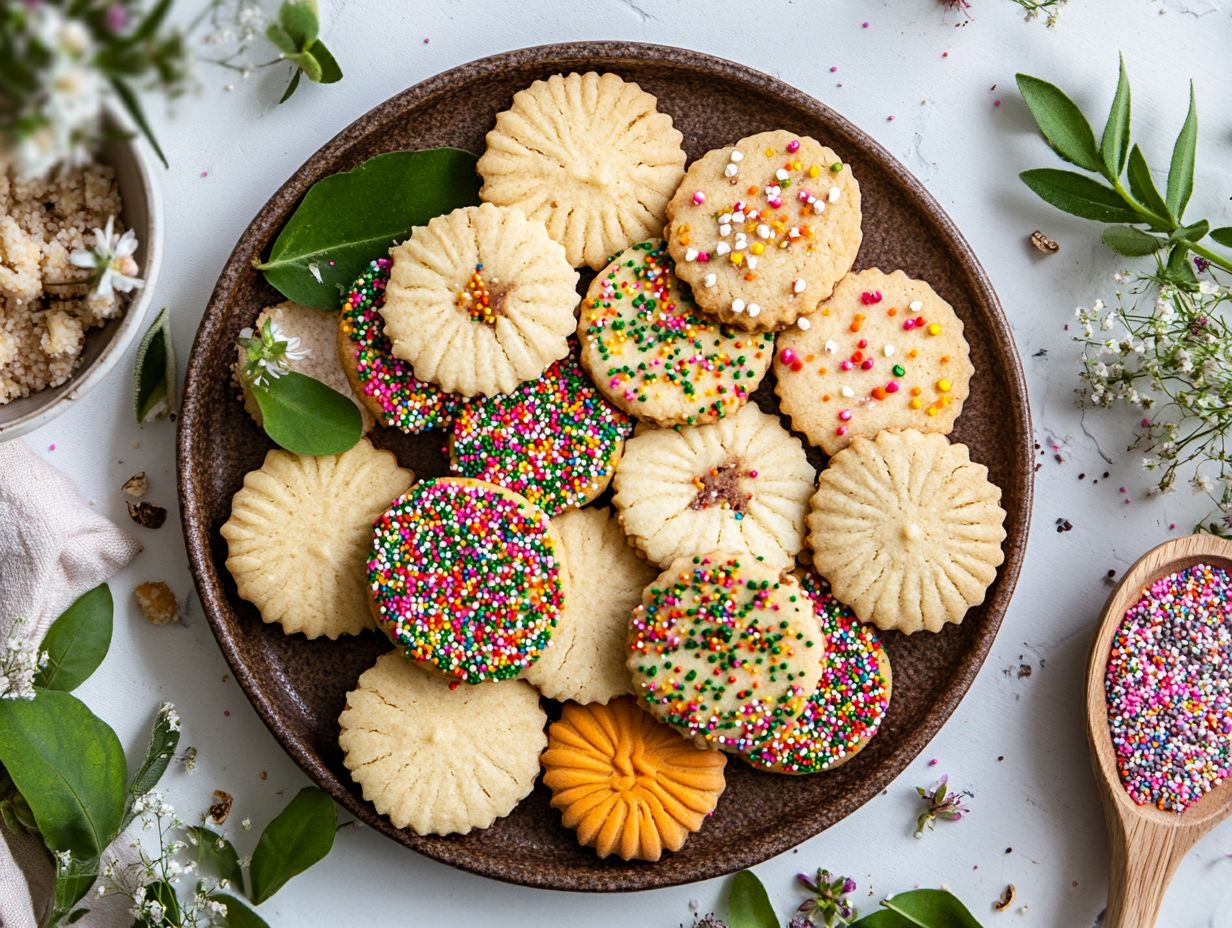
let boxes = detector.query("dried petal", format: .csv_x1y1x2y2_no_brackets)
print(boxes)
127,500,167,529
121,472,148,498
994,884,1016,911
1030,230,1059,254
208,789,234,825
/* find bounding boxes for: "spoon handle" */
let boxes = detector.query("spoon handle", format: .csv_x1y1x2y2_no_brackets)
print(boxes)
1103,809,1194,928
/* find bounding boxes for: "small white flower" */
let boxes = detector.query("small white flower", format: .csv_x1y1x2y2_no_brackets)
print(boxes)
70,216,144,298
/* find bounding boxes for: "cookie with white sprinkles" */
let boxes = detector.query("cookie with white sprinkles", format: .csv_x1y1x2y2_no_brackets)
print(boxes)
665,129,862,332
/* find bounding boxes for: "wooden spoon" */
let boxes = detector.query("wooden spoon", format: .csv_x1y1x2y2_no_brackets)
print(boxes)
1085,533,1232,928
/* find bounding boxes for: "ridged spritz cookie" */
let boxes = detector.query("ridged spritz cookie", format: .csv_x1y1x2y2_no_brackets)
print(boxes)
628,554,823,752
221,439,412,639
477,72,687,269
448,350,632,517
367,478,566,683
338,257,460,433
665,130,862,332
381,203,578,396
524,508,658,704
807,430,1006,634
746,572,891,774
579,240,774,427
339,653,546,835
235,301,373,431
775,269,974,454
541,698,727,860
612,403,814,570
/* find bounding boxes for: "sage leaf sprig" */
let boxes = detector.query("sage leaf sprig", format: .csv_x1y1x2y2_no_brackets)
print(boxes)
1017,55,1232,288
264,0,342,103
135,307,177,425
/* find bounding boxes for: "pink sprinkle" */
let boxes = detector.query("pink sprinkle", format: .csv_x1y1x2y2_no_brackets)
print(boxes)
786,139,800,153
858,338,868,349
994,99,1002,108
860,290,883,305
779,348,798,366
839,409,852,422
830,66,838,73
749,470,759,478
928,758,939,766
47,443,56,451
942,51,950,58
840,360,854,372
1141,417,1152,428
862,20,870,27
1169,523,1178,531
836,425,848,437
887,115,896,122
1119,486,1128,494
200,170,209,178
886,381,900,393
903,319,916,330
692,190,706,205
698,252,710,262
423,37,430,44
860,359,874,371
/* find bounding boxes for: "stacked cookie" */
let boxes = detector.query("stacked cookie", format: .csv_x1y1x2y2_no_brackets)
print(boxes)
220,70,1008,865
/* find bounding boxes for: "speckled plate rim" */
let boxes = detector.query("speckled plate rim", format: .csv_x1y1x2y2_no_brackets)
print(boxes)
178,41,1033,892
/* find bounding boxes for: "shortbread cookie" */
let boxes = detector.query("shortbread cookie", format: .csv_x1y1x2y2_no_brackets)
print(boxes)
524,508,658,703
746,573,891,774
807,430,1006,634
775,269,974,454
382,203,578,396
629,554,823,752
448,350,632,516
478,72,686,269
236,301,373,431
665,130,862,331
542,698,727,861
368,478,566,683
612,403,814,570
339,652,546,835
580,240,775,427
338,257,460,433
221,439,413,639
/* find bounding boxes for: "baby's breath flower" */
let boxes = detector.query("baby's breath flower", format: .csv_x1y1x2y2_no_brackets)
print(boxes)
0,629,49,700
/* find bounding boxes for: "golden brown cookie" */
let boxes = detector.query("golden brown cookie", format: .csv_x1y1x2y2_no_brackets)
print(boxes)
541,697,727,861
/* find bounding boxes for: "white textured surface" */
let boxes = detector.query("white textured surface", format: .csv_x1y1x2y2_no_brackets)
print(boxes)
23,1,1232,924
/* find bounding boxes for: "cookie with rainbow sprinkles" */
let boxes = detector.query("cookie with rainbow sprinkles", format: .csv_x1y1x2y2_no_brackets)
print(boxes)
746,572,891,774
628,554,823,753
664,129,862,332
337,257,460,433
579,240,774,427
367,477,566,683
775,268,974,455
448,348,632,517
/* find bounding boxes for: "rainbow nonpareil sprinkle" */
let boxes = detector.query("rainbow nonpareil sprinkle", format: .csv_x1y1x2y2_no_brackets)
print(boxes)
368,479,563,684
1105,562,1232,812
747,573,890,773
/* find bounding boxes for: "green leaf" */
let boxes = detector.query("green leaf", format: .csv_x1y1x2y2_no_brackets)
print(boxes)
878,890,984,928
1016,73,1103,174
1165,243,1199,288
1210,227,1232,247
278,0,319,49
287,49,323,84
306,39,342,83
51,854,100,924
0,690,126,859
1101,225,1164,257
186,826,243,889
122,704,181,830
108,76,167,169
248,787,336,904
1167,82,1197,218
35,584,112,692
119,0,173,47
1126,145,1171,223
252,371,362,456
1019,168,1139,223
257,148,481,309
726,870,779,928
215,894,271,928
265,23,298,55
1172,219,1209,244
278,68,302,104
1100,54,1131,177
134,307,176,423
143,880,181,925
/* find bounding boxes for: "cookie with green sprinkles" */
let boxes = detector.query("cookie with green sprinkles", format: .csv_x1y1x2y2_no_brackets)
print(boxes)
448,349,632,516
579,240,774,427
627,554,824,753
367,477,567,684
745,572,891,774
338,257,460,433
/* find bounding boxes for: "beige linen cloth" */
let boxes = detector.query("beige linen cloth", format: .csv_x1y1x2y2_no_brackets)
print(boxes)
0,439,142,928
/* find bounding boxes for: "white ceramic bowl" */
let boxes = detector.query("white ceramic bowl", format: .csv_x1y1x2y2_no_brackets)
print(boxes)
0,109,164,440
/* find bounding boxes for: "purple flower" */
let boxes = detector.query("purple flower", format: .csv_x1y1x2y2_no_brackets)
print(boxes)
104,3,127,32
915,774,973,837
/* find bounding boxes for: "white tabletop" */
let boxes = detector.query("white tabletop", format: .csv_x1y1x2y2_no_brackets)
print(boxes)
27,1,1232,924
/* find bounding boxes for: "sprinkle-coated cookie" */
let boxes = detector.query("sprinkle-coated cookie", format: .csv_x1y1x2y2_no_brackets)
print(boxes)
807,430,1006,634
368,477,566,683
338,257,460,433
665,130,862,332
339,652,547,835
579,240,774,427
524,507,658,704
478,72,687,269
542,697,727,861
448,350,632,516
628,554,823,752
746,572,891,774
221,439,413,639
612,403,815,570
775,268,974,454
382,203,579,396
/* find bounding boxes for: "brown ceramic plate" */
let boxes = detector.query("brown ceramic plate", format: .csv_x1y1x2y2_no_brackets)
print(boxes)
178,42,1032,891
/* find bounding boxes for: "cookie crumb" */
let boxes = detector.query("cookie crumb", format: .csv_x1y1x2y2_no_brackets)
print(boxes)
134,581,178,625
1030,230,1059,254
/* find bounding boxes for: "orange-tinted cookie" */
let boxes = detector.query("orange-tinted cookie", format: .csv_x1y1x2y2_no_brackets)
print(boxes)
541,697,726,861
